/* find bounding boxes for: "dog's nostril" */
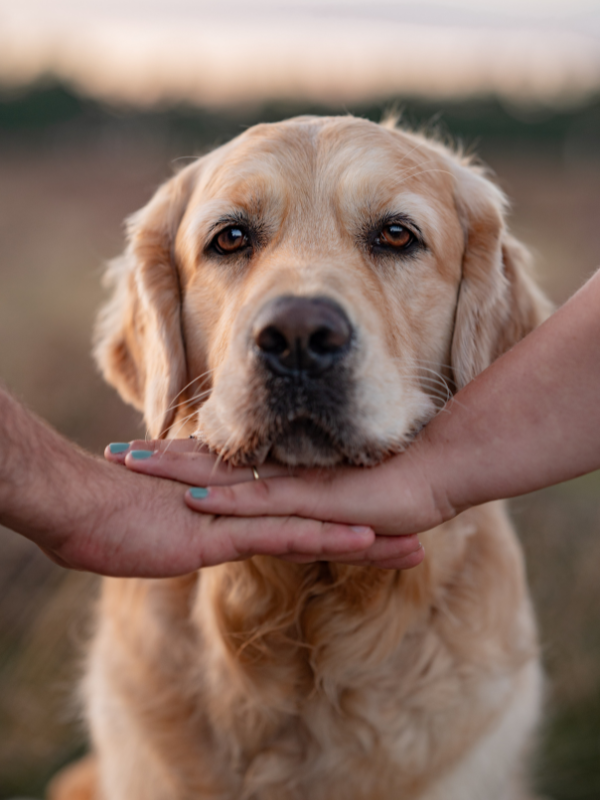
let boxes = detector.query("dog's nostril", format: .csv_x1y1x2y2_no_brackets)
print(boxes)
309,326,343,356
256,325,288,356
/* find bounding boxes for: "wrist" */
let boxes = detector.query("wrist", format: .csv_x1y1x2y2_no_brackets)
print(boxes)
415,392,502,518
0,390,31,516
409,415,464,527
0,389,100,553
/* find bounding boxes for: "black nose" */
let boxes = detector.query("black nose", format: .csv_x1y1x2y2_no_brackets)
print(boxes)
253,296,353,377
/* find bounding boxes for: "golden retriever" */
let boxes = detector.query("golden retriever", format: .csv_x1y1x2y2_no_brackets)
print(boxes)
49,116,549,800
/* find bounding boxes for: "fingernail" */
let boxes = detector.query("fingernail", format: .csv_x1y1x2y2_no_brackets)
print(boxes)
109,442,130,454
189,487,209,499
350,526,371,535
129,450,155,460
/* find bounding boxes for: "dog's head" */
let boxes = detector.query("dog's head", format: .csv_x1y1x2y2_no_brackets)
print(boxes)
95,116,548,466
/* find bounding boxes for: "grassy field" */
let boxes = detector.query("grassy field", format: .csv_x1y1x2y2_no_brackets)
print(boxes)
0,88,599,799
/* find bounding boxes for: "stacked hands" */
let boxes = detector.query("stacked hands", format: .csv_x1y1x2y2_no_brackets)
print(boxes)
3,266,599,579
105,439,429,572
100,259,600,580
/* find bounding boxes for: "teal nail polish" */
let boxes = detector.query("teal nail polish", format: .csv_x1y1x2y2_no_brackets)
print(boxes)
130,450,155,460
109,442,130,454
189,487,209,499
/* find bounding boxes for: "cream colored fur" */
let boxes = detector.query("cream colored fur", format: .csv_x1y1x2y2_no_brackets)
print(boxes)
50,116,549,800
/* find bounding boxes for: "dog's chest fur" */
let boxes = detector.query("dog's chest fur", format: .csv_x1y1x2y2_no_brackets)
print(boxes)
86,504,540,800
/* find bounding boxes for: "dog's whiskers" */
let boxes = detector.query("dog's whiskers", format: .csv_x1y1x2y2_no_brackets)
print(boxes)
164,368,216,415
144,371,215,436
159,409,204,450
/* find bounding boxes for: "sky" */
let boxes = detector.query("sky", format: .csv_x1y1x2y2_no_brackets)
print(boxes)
1,0,600,107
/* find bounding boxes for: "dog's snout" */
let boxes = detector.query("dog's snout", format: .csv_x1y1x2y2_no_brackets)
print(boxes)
253,296,352,376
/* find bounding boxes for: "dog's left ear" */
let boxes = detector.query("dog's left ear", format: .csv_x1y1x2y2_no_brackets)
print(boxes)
94,163,197,438
450,161,551,390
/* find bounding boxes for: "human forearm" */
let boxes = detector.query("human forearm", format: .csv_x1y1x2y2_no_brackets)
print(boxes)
0,387,102,551
428,267,600,515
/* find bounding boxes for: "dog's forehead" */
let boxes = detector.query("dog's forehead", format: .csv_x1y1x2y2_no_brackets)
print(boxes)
195,117,455,212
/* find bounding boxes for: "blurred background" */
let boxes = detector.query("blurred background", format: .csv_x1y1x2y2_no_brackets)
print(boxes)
1,0,600,797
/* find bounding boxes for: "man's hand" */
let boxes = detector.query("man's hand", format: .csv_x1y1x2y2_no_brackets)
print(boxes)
0,389,424,576
107,439,429,571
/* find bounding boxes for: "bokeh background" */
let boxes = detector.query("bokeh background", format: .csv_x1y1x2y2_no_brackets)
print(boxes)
1,1,600,797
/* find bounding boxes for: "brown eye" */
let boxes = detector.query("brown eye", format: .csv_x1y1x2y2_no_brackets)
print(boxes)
214,226,249,254
378,224,413,249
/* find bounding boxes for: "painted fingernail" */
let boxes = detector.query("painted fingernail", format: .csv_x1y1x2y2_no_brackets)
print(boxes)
189,487,209,499
350,526,371,535
109,442,130,454
129,450,155,460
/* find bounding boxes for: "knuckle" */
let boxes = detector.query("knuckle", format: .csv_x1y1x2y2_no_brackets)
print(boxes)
219,485,238,506
254,479,273,503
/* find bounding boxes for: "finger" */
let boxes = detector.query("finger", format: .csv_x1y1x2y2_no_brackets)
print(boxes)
38,545,80,570
279,545,425,571
277,534,424,568
131,439,212,453
327,533,423,564
370,548,425,570
184,469,385,530
122,448,291,486
204,515,375,564
104,438,210,464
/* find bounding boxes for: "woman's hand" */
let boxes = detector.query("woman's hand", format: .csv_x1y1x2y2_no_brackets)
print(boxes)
103,265,600,575
106,440,427,570
0,388,420,577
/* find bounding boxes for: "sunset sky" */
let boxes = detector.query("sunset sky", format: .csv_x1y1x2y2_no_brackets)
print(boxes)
1,0,599,107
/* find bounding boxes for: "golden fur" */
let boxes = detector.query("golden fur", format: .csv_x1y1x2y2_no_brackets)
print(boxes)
50,116,549,800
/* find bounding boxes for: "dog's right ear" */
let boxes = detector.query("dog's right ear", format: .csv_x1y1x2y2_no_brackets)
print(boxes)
94,164,197,438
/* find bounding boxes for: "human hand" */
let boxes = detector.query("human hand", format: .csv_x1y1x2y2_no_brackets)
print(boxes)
0,388,399,577
4,442,388,577
107,439,429,570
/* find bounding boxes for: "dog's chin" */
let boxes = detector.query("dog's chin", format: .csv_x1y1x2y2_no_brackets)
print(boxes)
196,416,406,469
195,418,345,468
268,419,344,467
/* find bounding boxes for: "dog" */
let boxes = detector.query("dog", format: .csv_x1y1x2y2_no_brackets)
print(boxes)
49,115,550,800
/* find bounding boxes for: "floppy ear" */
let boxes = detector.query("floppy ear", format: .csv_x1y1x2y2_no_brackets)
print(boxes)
450,163,551,390
94,166,196,438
